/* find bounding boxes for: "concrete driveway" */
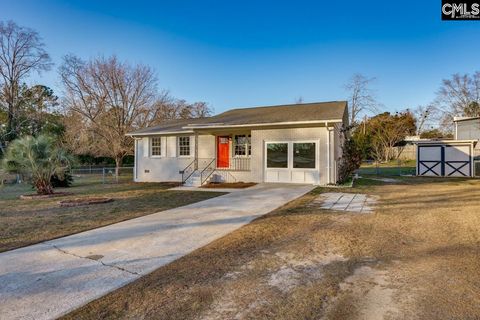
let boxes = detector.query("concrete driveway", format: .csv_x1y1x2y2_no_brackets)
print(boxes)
0,183,314,320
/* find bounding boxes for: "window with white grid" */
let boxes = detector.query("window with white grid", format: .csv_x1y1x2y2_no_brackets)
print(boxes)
234,135,251,156
151,137,161,156
178,136,190,156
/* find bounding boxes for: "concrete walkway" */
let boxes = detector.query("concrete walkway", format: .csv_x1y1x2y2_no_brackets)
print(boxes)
0,183,314,320
309,192,377,213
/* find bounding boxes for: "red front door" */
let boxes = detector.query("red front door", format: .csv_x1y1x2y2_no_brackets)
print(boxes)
217,136,230,168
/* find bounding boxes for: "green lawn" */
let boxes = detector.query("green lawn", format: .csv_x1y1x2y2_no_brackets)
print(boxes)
0,179,225,252
357,159,416,176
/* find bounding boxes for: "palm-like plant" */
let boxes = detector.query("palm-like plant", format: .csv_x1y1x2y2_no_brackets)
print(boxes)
3,135,74,194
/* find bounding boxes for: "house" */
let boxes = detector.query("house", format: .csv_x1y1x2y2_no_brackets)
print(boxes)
454,116,480,156
128,101,348,186
454,116,480,140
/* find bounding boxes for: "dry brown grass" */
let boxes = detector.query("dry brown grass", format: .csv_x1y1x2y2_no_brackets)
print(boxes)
63,176,480,320
0,181,224,253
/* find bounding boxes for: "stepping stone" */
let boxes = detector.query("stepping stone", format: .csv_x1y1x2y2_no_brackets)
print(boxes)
331,193,355,211
310,192,377,214
319,193,343,209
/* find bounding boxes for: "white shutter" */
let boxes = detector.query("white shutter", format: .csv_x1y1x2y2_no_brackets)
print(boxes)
143,137,149,157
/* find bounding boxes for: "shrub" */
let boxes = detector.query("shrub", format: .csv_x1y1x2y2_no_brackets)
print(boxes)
51,171,74,188
337,137,362,184
2,135,74,194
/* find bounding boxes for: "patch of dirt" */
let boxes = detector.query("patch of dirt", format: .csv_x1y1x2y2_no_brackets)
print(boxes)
201,182,257,189
268,250,347,293
58,197,113,207
201,248,348,320
322,265,402,320
85,254,104,260
19,192,73,199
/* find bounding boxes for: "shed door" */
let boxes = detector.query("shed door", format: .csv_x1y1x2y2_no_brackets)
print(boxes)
445,145,471,177
417,146,443,176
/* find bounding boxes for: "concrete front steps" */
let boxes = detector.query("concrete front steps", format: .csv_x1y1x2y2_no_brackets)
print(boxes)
183,171,214,187
183,171,201,187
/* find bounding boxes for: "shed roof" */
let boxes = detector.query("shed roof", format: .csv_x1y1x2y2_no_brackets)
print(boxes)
414,140,477,145
453,116,480,122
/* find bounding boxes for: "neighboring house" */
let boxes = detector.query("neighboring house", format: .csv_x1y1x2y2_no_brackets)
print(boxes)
128,101,348,186
454,116,480,157
454,116,480,139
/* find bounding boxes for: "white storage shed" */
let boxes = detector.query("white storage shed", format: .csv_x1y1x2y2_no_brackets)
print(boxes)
416,140,477,177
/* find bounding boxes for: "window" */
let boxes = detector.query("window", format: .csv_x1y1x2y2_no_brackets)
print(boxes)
234,134,251,156
178,136,190,156
293,143,316,168
151,137,161,156
266,143,288,168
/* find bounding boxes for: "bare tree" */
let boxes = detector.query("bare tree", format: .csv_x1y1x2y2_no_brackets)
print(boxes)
435,72,480,127
132,90,174,126
0,21,52,141
146,98,212,123
174,100,212,119
61,110,94,156
61,55,212,172
410,104,441,136
344,73,378,125
60,55,158,173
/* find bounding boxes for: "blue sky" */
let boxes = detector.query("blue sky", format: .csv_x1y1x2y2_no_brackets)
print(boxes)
3,0,480,115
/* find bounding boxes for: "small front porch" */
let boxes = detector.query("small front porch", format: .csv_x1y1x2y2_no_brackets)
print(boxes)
181,132,253,186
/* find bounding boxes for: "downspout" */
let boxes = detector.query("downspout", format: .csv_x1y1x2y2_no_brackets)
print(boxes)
332,125,337,183
194,132,199,170
326,122,333,184
133,137,141,182
471,142,474,177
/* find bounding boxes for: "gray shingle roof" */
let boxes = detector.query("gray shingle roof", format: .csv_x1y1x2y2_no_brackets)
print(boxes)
129,101,347,135
128,118,206,135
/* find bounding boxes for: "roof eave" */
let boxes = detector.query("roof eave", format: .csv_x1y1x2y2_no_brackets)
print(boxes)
414,139,478,145
126,130,195,137
453,116,480,122
185,119,344,130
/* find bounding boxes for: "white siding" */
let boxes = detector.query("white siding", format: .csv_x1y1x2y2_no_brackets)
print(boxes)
134,126,335,185
166,136,177,157
456,119,480,155
143,137,149,157
198,135,215,159
250,126,331,185
456,119,480,140
136,136,194,182
161,136,167,156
